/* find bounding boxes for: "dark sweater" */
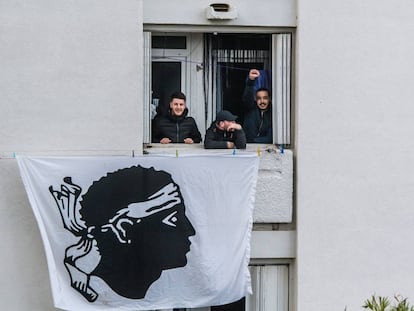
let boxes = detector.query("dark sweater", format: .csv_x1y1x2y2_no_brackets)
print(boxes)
204,122,246,149
241,79,273,143
152,109,202,143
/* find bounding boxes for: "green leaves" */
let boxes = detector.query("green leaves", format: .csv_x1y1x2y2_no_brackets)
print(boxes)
363,295,390,311
362,295,414,311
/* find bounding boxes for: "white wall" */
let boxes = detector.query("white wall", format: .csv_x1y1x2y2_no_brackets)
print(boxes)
143,0,296,28
0,2,294,308
8,0,414,310
0,159,55,310
0,0,142,155
0,1,143,309
296,0,414,310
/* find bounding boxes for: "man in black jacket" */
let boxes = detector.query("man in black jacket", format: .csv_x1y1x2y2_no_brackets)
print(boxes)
242,69,272,143
204,110,246,149
152,92,202,144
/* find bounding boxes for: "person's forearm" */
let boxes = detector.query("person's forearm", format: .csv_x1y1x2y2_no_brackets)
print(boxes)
241,80,256,111
234,131,247,149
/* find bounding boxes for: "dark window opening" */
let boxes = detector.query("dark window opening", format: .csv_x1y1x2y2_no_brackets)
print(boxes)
205,33,272,124
211,297,246,311
152,61,181,116
152,36,187,49
217,62,263,125
210,33,270,50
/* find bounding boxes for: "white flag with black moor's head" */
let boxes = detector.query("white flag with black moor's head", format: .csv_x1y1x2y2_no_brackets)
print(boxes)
17,154,259,311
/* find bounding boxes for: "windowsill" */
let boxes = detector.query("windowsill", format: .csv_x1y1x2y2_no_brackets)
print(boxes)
143,143,283,154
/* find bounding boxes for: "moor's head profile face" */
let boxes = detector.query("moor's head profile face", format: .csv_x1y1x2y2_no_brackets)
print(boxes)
79,166,195,299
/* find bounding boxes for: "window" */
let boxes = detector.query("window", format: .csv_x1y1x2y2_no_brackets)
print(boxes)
152,35,187,49
246,264,290,311
143,32,292,145
204,33,271,129
152,264,290,311
143,33,204,142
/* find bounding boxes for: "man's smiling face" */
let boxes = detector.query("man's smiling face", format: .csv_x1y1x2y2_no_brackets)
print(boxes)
170,98,186,116
256,90,270,111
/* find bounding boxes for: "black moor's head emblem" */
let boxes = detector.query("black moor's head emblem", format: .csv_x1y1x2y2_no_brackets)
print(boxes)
49,166,195,302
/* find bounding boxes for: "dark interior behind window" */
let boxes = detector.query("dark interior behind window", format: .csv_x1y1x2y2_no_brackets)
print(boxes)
152,36,187,49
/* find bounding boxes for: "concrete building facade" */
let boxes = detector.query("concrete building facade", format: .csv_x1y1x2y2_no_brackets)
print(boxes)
1,0,414,310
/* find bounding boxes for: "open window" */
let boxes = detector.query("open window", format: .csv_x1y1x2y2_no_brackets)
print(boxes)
143,31,292,146
149,264,290,311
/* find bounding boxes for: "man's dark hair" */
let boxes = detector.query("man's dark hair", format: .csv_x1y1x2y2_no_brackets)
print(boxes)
256,87,271,98
170,91,186,102
80,166,177,226
79,166,195,299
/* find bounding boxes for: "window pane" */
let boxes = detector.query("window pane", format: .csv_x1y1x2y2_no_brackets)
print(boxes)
246,265,289,311
211,298,245,311
152,36,187,49
206,33,271,125
217,62,263,125
210,33,270,50
152,62,181,116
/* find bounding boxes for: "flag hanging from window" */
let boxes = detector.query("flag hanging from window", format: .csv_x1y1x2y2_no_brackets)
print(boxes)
17,154,259,311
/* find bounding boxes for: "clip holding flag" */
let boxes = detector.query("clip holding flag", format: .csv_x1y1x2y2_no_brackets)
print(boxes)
257,147,261,157
232,148,236,156
175,149,179,157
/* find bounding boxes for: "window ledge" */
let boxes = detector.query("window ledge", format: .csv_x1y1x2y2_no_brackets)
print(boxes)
144,143,283,155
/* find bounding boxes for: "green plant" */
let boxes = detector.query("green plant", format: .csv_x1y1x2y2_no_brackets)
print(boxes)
363,295,390,311
362,295,414,311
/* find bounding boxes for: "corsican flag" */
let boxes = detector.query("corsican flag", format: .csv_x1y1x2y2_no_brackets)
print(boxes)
17,154,259,311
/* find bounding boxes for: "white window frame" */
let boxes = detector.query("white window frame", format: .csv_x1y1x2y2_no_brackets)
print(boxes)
246,264,290,311
273,33,292,145
143,28,293,147
143,31,151,144
143,32,204,144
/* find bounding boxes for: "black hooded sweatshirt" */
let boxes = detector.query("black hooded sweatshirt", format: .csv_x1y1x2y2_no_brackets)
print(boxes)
152,109,202,143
